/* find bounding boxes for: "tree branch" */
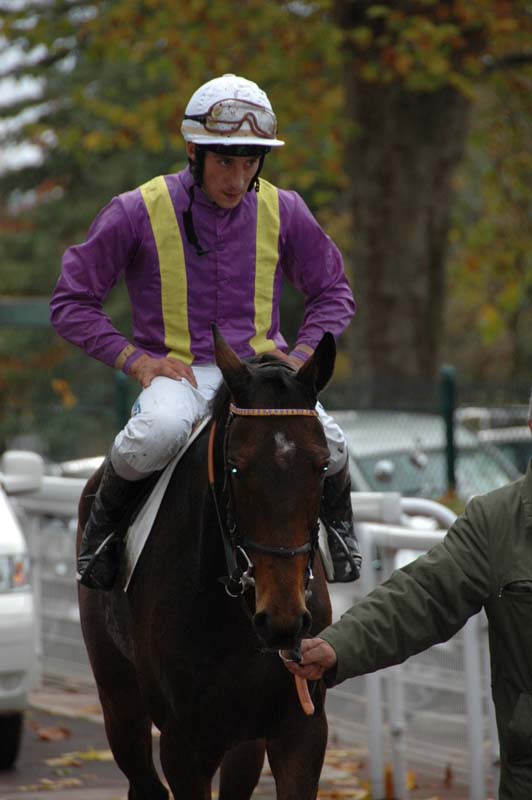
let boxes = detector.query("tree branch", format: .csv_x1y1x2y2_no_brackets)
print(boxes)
483,53,532,72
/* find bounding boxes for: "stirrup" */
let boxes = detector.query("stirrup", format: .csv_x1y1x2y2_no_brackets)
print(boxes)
77,533,118,591
327,529,361,583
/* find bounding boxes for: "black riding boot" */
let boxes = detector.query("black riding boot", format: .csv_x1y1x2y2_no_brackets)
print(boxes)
321,460,362,583
77,459,142,591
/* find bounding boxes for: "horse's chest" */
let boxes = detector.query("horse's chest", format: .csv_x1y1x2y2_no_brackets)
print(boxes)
192,656,292,740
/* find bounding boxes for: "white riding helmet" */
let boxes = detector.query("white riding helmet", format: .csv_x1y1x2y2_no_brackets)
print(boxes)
181,74,285,148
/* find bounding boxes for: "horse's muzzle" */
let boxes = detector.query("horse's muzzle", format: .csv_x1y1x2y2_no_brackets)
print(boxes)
253,608,312,650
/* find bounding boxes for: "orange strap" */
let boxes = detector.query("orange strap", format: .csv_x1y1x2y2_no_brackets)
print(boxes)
208,420,217,486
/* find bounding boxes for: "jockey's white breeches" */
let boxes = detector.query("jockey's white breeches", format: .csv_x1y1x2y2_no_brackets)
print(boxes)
111,364,347,480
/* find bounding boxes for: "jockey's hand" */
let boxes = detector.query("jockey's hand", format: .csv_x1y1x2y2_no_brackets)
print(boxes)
280,638,337,681
129,355,198,389
270,348,305,371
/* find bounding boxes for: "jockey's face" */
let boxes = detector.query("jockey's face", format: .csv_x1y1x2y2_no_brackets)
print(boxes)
187,143,260,209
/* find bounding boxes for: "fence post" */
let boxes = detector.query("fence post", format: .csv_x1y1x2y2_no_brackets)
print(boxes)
440,365,456,494
463,614,486,800
358,522,386,800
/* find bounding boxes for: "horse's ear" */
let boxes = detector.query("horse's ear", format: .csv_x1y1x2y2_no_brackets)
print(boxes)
212,325,252,400
296,332,336,394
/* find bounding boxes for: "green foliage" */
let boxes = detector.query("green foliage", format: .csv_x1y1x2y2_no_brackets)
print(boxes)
334,0,531,94
445,65,532,382
0,0,530,455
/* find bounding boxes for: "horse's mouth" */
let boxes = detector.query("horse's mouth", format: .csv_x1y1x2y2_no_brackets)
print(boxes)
253,609,312,652
262,639,303,658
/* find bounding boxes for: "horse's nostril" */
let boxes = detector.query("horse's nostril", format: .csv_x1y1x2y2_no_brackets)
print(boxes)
253,611,271,638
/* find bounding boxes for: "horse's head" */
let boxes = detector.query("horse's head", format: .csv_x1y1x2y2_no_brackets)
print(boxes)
212,327,335,651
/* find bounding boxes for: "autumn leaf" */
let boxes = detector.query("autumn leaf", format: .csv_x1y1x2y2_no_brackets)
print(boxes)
18,777,83,791
44,754,84,767
33,725,72,742
63,747,114,762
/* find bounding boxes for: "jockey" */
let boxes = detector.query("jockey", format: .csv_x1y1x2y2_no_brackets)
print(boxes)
50,73,362,590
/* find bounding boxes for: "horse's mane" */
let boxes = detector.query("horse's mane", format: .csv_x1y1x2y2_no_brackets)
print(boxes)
210,354,300,425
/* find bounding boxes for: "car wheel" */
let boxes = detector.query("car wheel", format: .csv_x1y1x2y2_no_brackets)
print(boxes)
0,713,24,769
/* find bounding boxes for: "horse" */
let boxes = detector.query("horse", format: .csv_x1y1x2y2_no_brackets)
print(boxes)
78,328,336,799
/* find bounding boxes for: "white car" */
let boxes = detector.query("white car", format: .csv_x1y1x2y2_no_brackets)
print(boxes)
0,482,39,769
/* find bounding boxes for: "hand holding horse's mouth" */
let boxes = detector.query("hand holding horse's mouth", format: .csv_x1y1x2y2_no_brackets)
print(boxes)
278,644,303,663
279,637,338,682
278,644,315,716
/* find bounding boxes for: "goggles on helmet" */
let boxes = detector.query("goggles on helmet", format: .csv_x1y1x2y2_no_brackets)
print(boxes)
183,98,278,140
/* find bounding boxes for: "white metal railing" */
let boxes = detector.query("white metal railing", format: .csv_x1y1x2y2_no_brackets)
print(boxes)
0,451,498,798
355,517,491,800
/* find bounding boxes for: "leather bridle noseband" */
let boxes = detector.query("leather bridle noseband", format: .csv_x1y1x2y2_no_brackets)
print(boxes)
208,402,322,598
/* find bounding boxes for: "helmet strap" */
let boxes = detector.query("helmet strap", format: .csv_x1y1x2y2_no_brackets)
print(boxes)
248,154,266,193
188,145,206,187
183,185,210,257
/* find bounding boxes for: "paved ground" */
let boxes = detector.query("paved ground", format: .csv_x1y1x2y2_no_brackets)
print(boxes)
0,682,492,800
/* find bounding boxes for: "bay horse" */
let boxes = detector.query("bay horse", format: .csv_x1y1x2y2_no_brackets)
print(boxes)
78,328,335,799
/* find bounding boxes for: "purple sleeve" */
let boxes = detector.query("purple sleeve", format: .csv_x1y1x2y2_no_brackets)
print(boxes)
280,191,355,355
49,197,144,371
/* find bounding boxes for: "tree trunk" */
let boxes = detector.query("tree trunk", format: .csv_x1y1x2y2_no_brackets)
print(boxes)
343,78,471,403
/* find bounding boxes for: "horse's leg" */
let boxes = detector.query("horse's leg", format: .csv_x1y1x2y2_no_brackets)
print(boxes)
158,726,213,800
218,739,266,800
266,708,328,800
98,679,169,800
81,595,168,800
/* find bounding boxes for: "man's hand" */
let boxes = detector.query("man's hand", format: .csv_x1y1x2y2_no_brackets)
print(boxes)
270,348,305,371
129,355,198,389
280,638,337,681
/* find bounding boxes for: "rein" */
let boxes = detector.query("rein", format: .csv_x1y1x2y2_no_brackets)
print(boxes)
208,403,321,598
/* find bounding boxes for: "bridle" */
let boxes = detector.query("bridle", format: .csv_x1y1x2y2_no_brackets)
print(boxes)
208,402,322,598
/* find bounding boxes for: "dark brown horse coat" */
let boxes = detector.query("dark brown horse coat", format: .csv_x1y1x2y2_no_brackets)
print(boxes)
78,330,335,800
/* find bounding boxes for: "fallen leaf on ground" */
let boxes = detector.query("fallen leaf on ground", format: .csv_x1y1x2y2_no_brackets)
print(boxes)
43,754,84,767
385,763,394,799
62,747,114,761
18,777,83,791
406,770,418,790
78,704,103,714
33,725,72,742
327,777,362,786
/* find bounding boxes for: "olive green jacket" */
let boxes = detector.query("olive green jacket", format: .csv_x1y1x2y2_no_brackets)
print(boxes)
322,461,532,800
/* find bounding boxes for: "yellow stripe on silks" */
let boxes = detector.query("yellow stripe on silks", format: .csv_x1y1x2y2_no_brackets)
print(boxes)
249,179,280,354
140,176,192,364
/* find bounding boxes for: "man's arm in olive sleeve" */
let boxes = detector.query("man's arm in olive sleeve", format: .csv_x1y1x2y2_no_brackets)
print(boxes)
320,497,492,686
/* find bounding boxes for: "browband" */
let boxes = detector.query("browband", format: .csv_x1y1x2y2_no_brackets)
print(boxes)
229,403,318,418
